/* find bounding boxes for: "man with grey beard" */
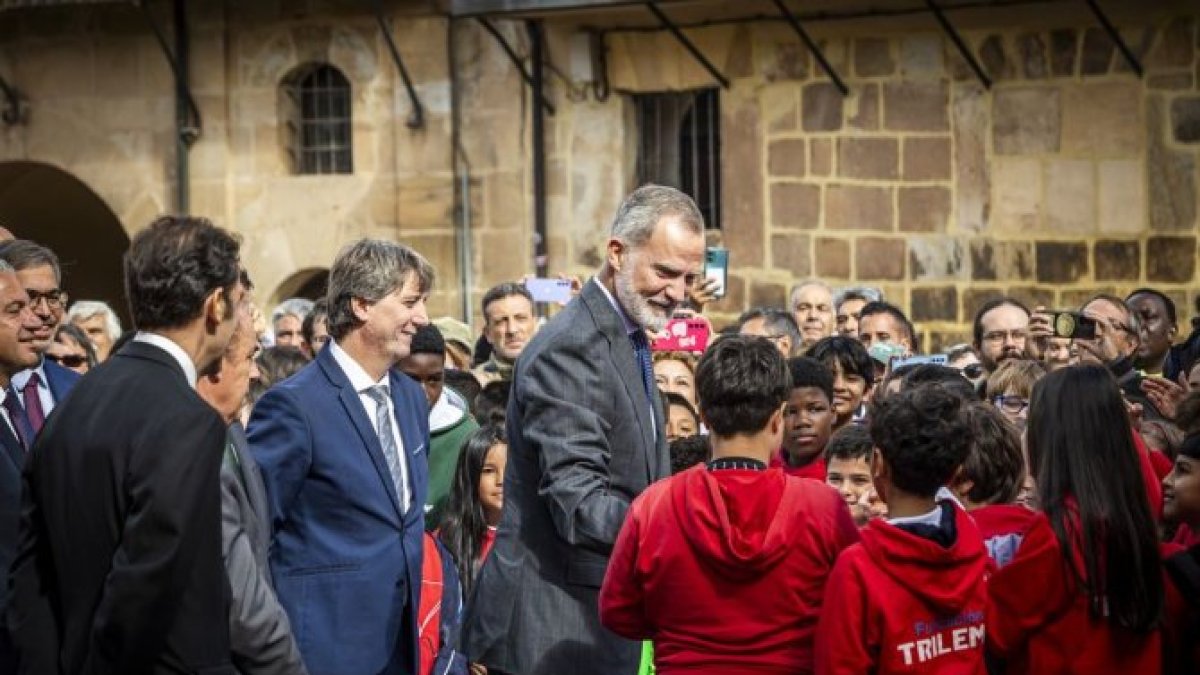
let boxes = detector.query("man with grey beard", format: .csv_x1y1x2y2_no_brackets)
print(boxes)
462,185,706,675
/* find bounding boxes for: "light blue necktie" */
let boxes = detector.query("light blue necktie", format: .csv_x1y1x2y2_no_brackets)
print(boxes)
365,385,408,512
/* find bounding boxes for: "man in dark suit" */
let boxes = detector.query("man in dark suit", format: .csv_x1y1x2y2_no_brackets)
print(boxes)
9,216,245,674
0,240,81,444
0,260,48,670
197,298,307,675
249,239,434,675
462,185,707,675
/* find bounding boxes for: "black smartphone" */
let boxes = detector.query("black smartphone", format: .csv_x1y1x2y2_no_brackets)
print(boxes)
1050,311,1097,340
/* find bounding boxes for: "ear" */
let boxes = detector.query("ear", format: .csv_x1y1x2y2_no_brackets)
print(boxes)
779,336,793,356
350,295,373,323
869,447,889,503
948,465,973,499
768,404,785,435
203,287,226,329
606,238,626,273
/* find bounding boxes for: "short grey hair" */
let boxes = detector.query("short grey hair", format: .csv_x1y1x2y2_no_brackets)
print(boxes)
66,300,123,341
1084,293,1141,338
833,286,883,310
789,279,833,309
326,239,435,341
272,297,314,325
0,260,13,274
609,184,705,248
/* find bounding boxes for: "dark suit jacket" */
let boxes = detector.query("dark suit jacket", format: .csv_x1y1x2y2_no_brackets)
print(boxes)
247,343,430,675
40,360,80,410
462,279,668,675
0,399,26,670
8,341,234,675
221,422,306,675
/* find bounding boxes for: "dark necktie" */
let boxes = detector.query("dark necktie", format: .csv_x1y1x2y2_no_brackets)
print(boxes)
22,372,46,435
629,331,655,400
3,388,33,451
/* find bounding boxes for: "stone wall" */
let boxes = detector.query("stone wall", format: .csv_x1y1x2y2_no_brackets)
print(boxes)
482,6,1200,349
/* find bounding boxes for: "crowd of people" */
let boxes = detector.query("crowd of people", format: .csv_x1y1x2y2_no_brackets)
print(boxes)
0,183,1195,674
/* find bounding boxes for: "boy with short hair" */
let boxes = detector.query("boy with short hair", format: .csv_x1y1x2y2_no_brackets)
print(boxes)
950,402,1039,569
770,357,837,480
601,336,859,674
816,386,988,674
824,425,876,526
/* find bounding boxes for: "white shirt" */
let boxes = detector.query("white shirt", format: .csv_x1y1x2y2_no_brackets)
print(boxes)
594,278,657,438
329,339,411,511
888,487,962,527
132,332,198,387
12,362,54,416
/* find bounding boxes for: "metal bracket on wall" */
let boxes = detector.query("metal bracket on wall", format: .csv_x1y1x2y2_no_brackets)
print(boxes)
476,17,557,115
770,0,848,96
926,0,991,89
1083,0,1143,77
644,1,730,90
139,0,202,144
373,0,426,129
0,75,24,125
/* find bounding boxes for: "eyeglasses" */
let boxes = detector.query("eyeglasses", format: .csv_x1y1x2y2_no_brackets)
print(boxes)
46,353,87,368
992,395,1029,415
982,330,1027,343
27,289,68,310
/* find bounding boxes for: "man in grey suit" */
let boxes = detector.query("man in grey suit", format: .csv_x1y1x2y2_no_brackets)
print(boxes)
462,185,706,675
197,300,307,675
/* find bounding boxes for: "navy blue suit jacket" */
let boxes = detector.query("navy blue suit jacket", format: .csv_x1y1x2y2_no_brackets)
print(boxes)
42,359,81,408
247,344,429,675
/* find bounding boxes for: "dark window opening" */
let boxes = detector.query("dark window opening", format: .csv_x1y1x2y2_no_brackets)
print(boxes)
283,64,352,175
634,88,721,229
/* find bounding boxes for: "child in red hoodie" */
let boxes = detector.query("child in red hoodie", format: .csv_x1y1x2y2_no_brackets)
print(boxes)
816,384,988,674
987,365,1164,674
948,402,1039,569
600,337,859,675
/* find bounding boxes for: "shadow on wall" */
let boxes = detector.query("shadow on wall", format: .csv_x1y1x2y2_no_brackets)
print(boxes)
0,161,130,327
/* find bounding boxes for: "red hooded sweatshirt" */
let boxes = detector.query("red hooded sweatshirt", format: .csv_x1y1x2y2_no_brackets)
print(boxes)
815,502,989,674
969,504,1041,570
987,511,1162,674
599,464,859,674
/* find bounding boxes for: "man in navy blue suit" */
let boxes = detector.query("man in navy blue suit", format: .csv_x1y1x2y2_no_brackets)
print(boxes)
249,239,434,675
0,240,81,444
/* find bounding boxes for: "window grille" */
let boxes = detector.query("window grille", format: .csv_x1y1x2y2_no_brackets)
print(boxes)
634,88,721,229
283,64,352,175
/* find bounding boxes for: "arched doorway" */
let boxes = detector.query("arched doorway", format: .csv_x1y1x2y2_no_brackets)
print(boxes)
270,267,329,308
0,161,130,326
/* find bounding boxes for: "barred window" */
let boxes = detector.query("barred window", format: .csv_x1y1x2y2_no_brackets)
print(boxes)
634,88,721,229
282,64,352,175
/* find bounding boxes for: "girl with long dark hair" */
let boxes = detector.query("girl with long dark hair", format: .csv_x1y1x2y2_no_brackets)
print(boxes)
987,364,1164,673
439,424,507,598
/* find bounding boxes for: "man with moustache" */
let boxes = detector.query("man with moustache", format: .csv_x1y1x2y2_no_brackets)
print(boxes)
0,261,47,669
0,240,80,443
971,298,1030,378
463,185,706,675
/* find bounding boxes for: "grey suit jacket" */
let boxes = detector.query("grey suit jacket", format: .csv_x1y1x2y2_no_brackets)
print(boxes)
222,422,308,675
462,279,668,675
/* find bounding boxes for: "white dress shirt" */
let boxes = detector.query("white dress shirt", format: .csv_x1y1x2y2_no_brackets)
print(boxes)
132,332,198,387
12,362,55,416
330,339,411,511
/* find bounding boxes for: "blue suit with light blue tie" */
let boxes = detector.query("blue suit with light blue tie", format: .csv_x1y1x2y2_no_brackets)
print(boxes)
248,342,429,675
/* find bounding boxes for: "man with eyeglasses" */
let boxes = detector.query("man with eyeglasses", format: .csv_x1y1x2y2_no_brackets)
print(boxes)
0,240,80,443
971,298,1030,379
1077,294,1163,420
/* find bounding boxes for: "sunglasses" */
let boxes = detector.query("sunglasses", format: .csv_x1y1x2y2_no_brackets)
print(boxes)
47,353,87,368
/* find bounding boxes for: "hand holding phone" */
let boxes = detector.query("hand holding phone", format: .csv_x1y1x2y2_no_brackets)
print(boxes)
704,247,728,300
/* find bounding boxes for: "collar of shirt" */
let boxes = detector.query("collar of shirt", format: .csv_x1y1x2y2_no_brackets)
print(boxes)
11,361,47,393
329,339,389,393
887,486,962,527
593,277,640,337
133,332,198,387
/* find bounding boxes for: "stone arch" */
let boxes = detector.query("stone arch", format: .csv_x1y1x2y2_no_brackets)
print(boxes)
0,161,131,325
269,267,329,308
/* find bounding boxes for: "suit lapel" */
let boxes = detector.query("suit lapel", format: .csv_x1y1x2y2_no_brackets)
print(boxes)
389,374,426,524
580,282,657,482
229,423,267,522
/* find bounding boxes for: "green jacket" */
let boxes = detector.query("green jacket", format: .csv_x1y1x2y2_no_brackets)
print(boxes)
424,391,479,531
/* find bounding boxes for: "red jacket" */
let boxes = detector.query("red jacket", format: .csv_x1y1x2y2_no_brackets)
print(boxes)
599,464,859,674
816,502,989,674
986,511,1162,674
770,450,827,481
969,504,1040,570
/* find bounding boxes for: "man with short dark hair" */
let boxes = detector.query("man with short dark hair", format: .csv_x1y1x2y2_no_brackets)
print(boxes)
0,240,81,441
250,239,434,675
300,299,330,358
857,301,915,353
1126,289,1177,377
834,287,882,339
463,185,705,675
11,216,246,673
972,298,1030,377
738,307,803,357
474,282,538,384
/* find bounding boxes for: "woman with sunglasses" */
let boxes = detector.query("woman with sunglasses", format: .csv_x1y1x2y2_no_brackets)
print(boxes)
47,323,96,375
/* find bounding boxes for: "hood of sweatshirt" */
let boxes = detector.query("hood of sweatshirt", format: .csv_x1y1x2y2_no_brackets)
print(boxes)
670,465,802,581
429,387,468,434
860,502,988,614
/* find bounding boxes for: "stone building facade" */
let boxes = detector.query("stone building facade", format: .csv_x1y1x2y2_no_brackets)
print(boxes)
1,0,1198,349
